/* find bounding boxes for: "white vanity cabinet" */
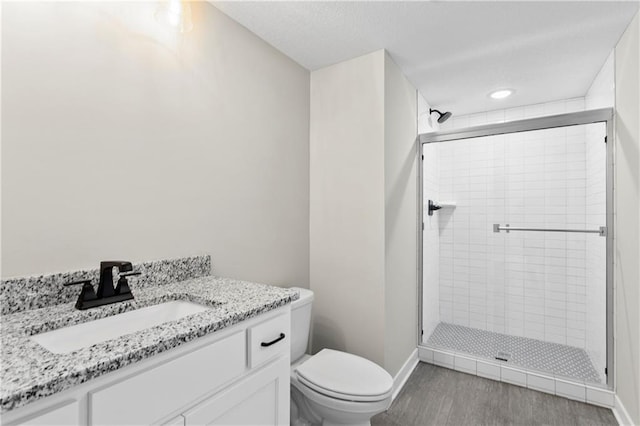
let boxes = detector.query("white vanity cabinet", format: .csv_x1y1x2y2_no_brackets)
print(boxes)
183,356,289,425
2,307,291,426
2,400,80,426
89,331,247,425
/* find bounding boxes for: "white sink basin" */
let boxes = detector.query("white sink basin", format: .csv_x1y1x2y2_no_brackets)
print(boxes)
31,300,211,354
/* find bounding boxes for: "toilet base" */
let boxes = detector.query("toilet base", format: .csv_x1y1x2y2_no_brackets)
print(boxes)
291,383,322,426
291,374,390,426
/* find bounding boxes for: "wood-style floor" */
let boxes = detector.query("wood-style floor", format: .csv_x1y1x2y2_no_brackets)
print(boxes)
372,363,617,426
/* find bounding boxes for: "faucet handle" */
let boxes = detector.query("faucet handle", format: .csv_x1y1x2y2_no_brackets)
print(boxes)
64,279,98,310
115,271,141,296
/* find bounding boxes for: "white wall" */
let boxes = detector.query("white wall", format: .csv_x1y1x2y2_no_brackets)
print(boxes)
309,50,387,367
384,53,418,375
586,52,615,110
310,50,418,376
418,94,440,135
614,11,640,425
1,2,310,287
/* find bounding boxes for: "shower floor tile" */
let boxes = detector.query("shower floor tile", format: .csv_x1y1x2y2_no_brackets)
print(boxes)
426,322,602,383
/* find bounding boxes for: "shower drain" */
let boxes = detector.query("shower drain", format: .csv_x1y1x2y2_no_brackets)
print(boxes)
495,351,512,362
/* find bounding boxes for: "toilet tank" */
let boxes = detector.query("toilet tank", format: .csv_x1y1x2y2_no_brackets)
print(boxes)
290,287,314,363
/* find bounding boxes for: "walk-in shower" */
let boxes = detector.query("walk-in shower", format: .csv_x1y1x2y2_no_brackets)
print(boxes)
418,109,613,389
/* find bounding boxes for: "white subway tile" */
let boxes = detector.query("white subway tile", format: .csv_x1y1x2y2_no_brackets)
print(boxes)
433,98,601,354
555,379,586,402
467,113,488,127
565,98,585,112
527,373,556,394
566,336,585,348
454,355,477,375
524,104,545,118
432,350,454,368
545,333,566,345
486,110,505,124
419,347,434,363
477,360,501,380
501,366,527,386
504,107,525,122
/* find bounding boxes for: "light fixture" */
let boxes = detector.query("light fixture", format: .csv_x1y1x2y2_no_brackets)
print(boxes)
155,0,193,33
489,89,514,100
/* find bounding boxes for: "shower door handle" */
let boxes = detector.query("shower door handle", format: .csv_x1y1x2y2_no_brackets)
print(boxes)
493,224,607,237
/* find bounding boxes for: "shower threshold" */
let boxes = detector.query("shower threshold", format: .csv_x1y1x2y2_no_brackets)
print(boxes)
425,322,602,384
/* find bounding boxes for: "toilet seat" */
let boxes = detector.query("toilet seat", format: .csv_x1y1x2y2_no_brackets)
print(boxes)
292,376,392,415
295,349,393,402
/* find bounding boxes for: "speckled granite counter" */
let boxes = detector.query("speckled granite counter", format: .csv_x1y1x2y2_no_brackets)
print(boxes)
0,275,298,413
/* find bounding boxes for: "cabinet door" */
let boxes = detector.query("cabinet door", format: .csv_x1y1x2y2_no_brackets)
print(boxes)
90,331,245,425
7,400,79,426
184,356,289,426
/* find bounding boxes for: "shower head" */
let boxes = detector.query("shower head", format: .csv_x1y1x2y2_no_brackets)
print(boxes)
430,108,452,124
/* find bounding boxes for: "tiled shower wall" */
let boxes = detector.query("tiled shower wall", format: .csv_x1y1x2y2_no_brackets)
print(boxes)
584,123,607,382
438,98,586,132
422,142,440,340
437,125,595,346
424,97,608,376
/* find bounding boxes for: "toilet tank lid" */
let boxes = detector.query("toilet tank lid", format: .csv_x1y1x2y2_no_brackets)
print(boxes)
290,287,313,309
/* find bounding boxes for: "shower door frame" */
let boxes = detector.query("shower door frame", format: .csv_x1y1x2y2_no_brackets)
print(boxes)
416,108,615,389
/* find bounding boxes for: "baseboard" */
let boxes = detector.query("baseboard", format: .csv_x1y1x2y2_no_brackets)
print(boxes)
392,348,419,401
613,394,636,426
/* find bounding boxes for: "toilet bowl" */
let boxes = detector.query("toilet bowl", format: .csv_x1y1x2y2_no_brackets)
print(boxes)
289,288,393,426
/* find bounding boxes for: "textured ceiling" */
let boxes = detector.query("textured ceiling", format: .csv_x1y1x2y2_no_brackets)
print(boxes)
212,1,639,116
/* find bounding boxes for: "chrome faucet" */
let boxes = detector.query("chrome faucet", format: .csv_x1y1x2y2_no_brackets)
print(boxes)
65,261,141,310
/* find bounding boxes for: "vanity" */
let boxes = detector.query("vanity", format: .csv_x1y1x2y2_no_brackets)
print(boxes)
0,256,296,425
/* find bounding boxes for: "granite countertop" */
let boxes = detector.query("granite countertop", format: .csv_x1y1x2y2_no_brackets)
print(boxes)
0,275,299,413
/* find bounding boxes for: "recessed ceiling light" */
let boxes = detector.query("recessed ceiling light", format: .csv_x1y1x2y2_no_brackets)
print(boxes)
490,89,514,99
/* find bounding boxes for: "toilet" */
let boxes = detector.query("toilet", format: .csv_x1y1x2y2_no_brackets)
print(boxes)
289,287,393,426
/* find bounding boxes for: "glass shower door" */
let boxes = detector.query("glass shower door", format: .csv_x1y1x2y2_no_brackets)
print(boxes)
421,120,608,386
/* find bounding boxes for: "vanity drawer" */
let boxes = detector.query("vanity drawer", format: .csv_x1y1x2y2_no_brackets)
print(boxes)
90,331,245,425
247,313,290,369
